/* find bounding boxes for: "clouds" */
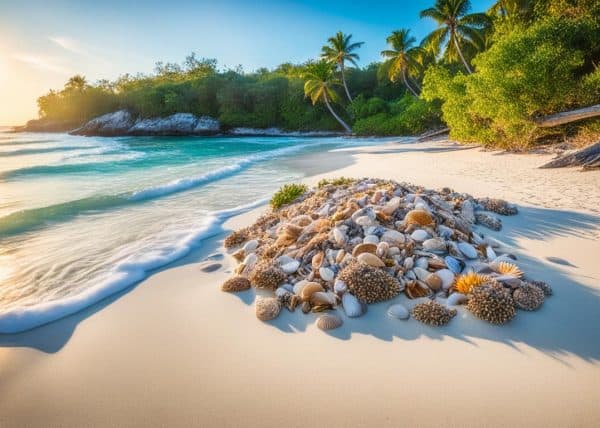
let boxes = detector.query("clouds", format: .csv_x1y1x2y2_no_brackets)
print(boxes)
48,36,89,57
12,53,72,75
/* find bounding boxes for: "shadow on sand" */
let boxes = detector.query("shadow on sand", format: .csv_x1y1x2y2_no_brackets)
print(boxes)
1,202,599,364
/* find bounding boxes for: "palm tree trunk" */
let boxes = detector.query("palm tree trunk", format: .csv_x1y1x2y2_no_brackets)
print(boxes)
340,62,353,102
323,91,352,133
402,70,419,97
452,31,473,74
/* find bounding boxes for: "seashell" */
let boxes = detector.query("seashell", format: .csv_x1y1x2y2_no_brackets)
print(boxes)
485,246,497,260
232,249,246,262
310,291,338,306
316,314,343,330
425,273,443,291
427,257,446,270
275,287,290,298
494,275,522,288
415,257,429,270
281,260,300,274
422,238,446,254
351,207,376,222
242,253,257,268
342,293,363,317
382,197,401,215
291,214,312,227
381,230,405,246
243,239,259,253
376,241,389,258
221,276,251,292
293,280,309,295
457,242,478,259
317,203,331,217
405,280,433,299
363,234,380,245
312,251,325,270
447,292,468,306
436,269,455,290
357,252,385,268
490,261,523,278
404,209,434,226
410,229,430,242
413,267,430,282
255,297,281,321
438,225,454,239
300,282,324,301
355,215,375,227
336,249,346,264
460,200,476,224
388,246,400,257
332,228,347,247
277,255,295,265
352,243,378,257
387,303,409,320
454,272,493,294
403,257,414,270
334,279,348,294
319,267,335,282
444,256,465,273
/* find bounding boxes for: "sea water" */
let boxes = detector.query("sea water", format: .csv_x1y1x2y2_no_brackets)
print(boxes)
0,131,390,333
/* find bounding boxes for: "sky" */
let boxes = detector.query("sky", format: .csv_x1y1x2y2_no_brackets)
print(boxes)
0,0,494,125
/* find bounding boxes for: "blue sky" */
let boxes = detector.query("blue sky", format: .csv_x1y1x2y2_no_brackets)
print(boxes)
0,0,494,124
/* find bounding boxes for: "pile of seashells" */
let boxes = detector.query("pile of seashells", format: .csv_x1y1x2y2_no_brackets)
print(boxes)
222,179,552,331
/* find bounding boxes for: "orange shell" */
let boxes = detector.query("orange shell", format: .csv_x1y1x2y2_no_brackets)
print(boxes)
404,209,434,226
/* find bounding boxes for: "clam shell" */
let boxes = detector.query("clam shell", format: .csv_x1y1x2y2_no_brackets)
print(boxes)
381,230,405,246
457,242,478,259
357,252,385,268
405,209,434,226
319,267,335,282
335,249,346,264
403,257,414,270
316,314,343,330
387,303,409,320
342,293,363,317
242,239,259,253
255,297,281,321
405,280,433,299
300,282,324,301
293,280,309,295
310,291,338,306
333,228,347,247
415,257,429,269
352,243,378,257
447,292,468,306
410,229,430,242
425,273,443,291
281,260,300,274
312,251,325,270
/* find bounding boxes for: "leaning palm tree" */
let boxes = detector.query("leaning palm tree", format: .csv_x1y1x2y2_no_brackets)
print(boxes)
488,0,533,22
420,0,490,74
303,60,352,133
381,29,422,97
321,31,364,102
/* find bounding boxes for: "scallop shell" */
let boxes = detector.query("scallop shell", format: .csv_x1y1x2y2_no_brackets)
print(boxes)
255,297,281,321
342,293,363,317
405,209,434,226
447,292,468,306
300,282,325,301
357,252,385,268
352,243,378,257
457,242,478,259
319,267,335,282
387,303,409,320
316,314,343,330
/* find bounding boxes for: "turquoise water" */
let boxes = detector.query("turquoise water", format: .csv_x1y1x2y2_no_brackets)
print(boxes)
0,131,390,333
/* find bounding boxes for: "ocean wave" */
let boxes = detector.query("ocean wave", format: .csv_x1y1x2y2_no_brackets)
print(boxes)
0,198,267,334
0,145,93,157
0,138,58,146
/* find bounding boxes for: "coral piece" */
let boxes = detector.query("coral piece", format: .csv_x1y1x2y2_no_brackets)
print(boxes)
526,280,553,296
249,261,286,291
467,284,516,324
411,301,456,326
454,272,493,294
224,228,250,248
478,198,518,216
475,212,502,231
255,297,281,321
404,209,434,226
221,276,251,292
513,283,545,311
338,260,401,304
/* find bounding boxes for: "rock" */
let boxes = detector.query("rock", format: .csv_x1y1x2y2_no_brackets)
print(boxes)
281,260,300,274
387,303,409,320
342,293,363,317
457,242,478,259
410,229,430,242
447,292,467,306
319,267,335,282
381,230,405,246
70,110,135,136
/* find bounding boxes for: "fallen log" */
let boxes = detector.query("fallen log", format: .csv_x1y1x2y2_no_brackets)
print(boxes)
535,104,600,128
415,127,450,141
540,141,600,170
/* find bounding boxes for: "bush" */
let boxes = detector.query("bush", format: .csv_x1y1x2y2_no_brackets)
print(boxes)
270,184,308,209
317,177,355,188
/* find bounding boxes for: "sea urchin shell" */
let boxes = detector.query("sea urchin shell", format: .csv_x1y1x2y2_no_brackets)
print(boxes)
249,261,286,291
221,276,251,292
338,260,401,304
467,284,515,325
513,283,545,311
412,301,456,326
491,261,523,278
454,272,493,294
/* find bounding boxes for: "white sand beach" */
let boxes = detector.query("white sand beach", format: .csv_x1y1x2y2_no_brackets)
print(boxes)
1,138,599,427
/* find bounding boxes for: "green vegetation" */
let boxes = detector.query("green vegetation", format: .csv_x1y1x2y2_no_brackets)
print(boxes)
34,0,599,148
317,177,356,188
270,184,308,209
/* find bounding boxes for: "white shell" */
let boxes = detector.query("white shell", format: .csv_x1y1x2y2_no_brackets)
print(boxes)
243,239,259,253
423,238,446,253
319,267,335,282
334,279,348,294
457,242,478,259
382,197,401,215
355,215,375,227
376,242,389,258
281,260,300,274
277,255,295,265
413,267,430,282
447,292,468,306
485,246,497,260
387,303,409,320
411,229,430,242
403,257,414,270
342,293,363,317
293,280,308,295
381,230,405,245
242,253,257,268
388,246,400,256
415,257,429,269
363,234,379,244
436,269,455,290
333,228,347,247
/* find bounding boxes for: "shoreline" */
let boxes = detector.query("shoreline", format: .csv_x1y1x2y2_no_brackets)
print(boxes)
1,137,599,427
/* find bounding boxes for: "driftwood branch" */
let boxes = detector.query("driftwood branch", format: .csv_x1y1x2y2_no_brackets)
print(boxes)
416,127,450,141
535,104,600,128
540,141,600,170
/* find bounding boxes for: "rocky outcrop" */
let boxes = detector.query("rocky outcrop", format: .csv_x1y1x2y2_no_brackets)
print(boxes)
70,110,135,136
229,127,344,137
71,111,221,136
14,118,79,133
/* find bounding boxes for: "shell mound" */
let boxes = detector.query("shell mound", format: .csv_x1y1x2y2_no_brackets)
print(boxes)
338,260,401,304
467,284,516,325
221,178,549,329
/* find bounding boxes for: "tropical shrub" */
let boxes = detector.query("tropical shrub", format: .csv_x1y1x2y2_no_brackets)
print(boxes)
270,184,308,209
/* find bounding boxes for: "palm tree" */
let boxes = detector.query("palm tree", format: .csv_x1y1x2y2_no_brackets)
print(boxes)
420,0,490,74
321,31,364,102
64,75,87,92
488,0,533,22
381,29,422,97
303,60,352,133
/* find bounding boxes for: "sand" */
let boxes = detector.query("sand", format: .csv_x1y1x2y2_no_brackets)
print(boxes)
1,138,599,427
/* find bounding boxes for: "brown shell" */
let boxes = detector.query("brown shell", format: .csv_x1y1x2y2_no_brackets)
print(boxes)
405,280,433,299
316,314,343,330
300,282,324,302
221,276,251,292
405,209,434,226
352,243,378,257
